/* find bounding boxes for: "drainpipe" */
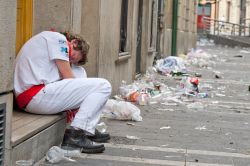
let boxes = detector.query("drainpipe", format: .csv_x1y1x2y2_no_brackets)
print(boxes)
239,0,243,36
171,0,178,56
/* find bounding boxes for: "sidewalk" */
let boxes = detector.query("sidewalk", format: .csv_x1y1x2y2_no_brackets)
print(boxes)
208,34,250,48
37,43,250,166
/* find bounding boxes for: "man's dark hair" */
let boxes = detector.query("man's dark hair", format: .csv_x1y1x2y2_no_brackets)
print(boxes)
61,31,90,65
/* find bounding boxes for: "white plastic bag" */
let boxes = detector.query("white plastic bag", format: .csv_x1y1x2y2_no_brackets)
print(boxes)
102,99,142,121
155,56,186,75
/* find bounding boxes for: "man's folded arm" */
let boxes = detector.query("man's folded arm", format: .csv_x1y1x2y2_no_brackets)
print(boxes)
55,59,75,79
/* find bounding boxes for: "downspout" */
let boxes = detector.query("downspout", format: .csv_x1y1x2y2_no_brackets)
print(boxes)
171,0,178,56
239,0,243,36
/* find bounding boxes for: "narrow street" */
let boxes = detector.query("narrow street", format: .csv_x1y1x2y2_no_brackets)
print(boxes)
39,43,250,166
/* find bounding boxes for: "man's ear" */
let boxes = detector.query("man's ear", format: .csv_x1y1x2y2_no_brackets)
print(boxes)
71,39,78,47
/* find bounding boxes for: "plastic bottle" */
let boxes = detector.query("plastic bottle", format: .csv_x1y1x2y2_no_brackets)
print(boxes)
129,91,140,102
197,92,209,98
137,92,149,105
119,80,127,98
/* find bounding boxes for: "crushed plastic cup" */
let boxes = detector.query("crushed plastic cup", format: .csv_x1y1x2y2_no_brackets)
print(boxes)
16,160,33,166
197,92,209,98
137,93,149,105
96,122,107,133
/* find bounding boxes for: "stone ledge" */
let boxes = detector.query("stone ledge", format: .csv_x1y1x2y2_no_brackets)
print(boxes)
11,111,66,147
10,116,66,165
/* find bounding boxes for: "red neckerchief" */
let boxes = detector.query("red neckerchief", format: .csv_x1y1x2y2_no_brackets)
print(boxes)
67,41,72,59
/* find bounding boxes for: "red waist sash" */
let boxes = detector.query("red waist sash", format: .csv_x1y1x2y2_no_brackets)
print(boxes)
16,85,45,109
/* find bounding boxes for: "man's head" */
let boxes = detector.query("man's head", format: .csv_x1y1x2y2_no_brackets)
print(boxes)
61,31,90,65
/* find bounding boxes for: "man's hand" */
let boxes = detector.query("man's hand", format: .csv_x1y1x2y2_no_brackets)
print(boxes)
55,59,75,79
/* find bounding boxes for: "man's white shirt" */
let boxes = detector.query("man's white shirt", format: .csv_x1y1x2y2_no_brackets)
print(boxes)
14,31,69,96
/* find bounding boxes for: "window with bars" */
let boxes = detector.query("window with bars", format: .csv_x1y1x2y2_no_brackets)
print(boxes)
119,0,128,53
0,103,6,166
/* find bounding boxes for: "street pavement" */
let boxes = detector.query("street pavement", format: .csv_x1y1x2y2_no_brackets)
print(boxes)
38,43,250,166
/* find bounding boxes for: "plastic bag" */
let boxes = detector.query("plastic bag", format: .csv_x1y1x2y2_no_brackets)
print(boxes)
102,99,142,121
155,56,186,75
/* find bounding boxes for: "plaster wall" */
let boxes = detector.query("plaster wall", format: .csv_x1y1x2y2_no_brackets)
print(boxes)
193,33,198,48
160,0,172,57
165,0,173,29
81,0,100,77
176,0,197,55
162,29,172,57
33,0,73,34
0,0,16,93
177,31,185,55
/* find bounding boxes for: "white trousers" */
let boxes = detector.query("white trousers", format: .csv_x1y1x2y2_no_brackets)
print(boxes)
26,77,112,134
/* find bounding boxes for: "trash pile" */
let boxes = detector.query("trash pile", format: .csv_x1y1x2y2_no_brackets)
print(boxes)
101,48,217,121
118,78,167,105
185,49,218,68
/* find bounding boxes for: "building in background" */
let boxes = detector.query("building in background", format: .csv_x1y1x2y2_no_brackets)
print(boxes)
198,0,250,35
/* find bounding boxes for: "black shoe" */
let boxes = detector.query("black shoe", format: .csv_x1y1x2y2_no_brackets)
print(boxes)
87,129,111,143
61,128,105,153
